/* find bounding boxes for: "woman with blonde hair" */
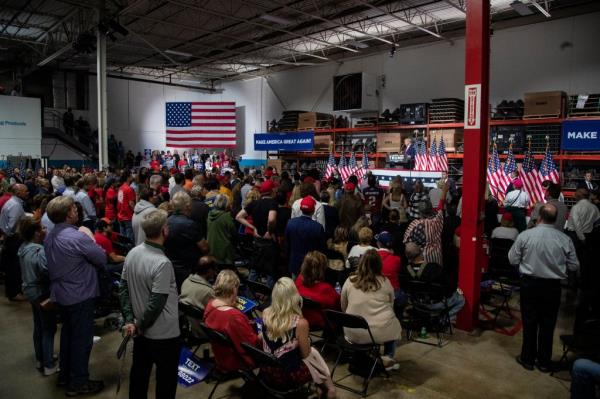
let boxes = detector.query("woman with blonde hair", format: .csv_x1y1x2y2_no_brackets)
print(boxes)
204,270,259,372
348,215,371,246
261,277,336,398
346,226,376,269
341,249,401,369
288,182,302,207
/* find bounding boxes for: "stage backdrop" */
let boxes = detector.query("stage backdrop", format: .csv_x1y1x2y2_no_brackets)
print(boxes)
0,95,42,159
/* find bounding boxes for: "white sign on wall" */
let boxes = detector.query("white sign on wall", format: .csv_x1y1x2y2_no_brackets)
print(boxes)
0,95,42,158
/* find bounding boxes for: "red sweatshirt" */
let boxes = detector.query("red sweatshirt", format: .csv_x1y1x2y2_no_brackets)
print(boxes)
295,275,341,328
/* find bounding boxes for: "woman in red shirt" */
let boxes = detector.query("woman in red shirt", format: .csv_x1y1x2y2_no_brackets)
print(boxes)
203,270,260,373
150,156,161,172
104,178,119,222
375,231,402,294
295,251,340,329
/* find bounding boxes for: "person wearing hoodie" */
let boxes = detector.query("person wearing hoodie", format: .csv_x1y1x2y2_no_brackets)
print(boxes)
375,231,402,297
207,194,236,267
132,187,156,246
17,216,58,376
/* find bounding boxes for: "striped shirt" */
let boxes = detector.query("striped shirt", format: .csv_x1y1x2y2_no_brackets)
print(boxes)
404,209,445,266
408,192,429,219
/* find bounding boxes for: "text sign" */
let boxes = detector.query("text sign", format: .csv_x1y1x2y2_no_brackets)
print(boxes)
561,120,600,151
178,347,213,387
254,131,314,151
464,84,482,129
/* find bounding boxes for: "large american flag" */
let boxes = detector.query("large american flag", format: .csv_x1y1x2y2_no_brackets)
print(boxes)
539,146,560,184
437,137,448,172
348,151,359,179
339,153,351,183
487,143,509,202
415,140,427,171
356,149,368,183
503,143,517,189
166,102,236,148
324,150,336,180
428,137,439,171
521,146,545,206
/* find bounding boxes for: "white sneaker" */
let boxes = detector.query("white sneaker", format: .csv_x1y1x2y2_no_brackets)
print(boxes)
381,356,400,371
93,336,101,344
44,365,59,376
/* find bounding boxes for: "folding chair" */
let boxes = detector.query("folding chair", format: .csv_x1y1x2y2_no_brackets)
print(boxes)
403,280,453,347
240,343,311,399
324,310,389,397
245,279,272,312
178,302,207,355
556,319,600,368
301,296,329,351
199,322,252,399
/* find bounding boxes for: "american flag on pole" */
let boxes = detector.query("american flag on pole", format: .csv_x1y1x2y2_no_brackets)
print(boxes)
324,149,336,180
166,102,236,148
339,153,351,183
428,137,439,171
539,146,560,184
520,144,545,206
487,142,509,202
437,137,448,172
356,149,369,183
415,140,426,171
503,143,517,190
348,151,359,178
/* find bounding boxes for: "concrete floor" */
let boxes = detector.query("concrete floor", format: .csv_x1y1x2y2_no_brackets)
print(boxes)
0,290,574,399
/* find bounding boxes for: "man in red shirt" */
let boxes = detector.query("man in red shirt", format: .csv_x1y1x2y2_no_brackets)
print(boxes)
93,218,125,274
375,231,402,295
104,178,119,223
117,172,136,241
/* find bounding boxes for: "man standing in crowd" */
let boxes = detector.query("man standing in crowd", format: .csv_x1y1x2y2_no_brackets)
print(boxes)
285,196,326,277
529,183,567,230
291,181,325,229
338,182,364,229
0,183,28,300
509,204,579,372
362,175,384,226
45,196,107,396
578,171,598,191
118,171,136,241
120,209,180,399
189,186,209,240
132,188,156,245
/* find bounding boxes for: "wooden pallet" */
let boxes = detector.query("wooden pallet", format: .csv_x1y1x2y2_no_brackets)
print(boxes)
523,113,562,119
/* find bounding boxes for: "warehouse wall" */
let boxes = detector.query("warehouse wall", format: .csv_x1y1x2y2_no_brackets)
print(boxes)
92,11,600,161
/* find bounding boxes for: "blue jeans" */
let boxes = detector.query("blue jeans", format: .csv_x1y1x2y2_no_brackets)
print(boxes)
571,358,600,399
426,291,465,318
31,303,57,369
119,220,134,242
248,268,274,287
383,340,397,358
58,298,95,387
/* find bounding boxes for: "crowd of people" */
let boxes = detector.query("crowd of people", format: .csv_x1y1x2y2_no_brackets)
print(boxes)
0,158,599,398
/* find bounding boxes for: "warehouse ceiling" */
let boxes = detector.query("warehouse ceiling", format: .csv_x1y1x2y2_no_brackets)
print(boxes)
0,0,597,86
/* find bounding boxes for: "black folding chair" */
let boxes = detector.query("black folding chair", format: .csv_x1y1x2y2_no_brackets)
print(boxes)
178,302,207,355
556,319,600,369
199,322,252,399
324,310,389,397
403,280,453,347
245,279,272,311
240,343,310,399
301,296,329,351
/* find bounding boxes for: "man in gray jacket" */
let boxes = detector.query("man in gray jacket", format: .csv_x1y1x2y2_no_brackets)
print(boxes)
132,187,156,245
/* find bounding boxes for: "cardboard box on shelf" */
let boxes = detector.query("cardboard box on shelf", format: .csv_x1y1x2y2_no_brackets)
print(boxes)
376,133,402,152
428,128,463,152
524,91,566,117
313,134,332,151
297,112,317,129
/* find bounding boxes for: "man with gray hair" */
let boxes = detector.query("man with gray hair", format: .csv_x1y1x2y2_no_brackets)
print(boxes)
120,209,180,399
404,184,449,266
132,187,156,245
164,192,204,291
207,194,237,267
190,185,209,240
44,195,107,396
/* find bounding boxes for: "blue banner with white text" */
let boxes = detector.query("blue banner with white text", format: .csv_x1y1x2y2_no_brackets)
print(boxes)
561,120,600,151
254,131,314,151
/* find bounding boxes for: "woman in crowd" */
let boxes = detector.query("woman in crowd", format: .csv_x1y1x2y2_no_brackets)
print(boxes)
261,277,336,398
491,212,519,241
408,180,428,220
341,249,401,369
326,226,349,277
203,270,259,372
207,194,237,267
17,216,58,375
346,227,376,269
295,251,340,329
382,186,408,222
348,215,371,247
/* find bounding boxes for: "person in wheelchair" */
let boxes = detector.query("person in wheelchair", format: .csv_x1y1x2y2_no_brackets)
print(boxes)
400,242,465,319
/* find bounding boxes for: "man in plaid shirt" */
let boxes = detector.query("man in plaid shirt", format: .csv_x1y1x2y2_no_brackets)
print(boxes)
404,183,449,266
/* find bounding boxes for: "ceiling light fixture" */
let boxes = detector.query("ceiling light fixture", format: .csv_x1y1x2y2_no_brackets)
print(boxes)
165,49,193,57
510,0,534,16
529,0,551,17
260,14,293,25
346,40,369,49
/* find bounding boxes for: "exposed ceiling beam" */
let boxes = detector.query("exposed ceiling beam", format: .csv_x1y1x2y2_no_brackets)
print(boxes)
35,8,79,42
126,28,179,64
0,0,34,35
442,0,466,14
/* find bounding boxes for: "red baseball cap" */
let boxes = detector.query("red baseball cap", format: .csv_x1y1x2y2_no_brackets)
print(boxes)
344,182,356,191
502,212,513,222
300,196,316,213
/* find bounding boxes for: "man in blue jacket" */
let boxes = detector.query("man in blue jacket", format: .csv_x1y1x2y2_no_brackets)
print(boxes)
285,196,326,277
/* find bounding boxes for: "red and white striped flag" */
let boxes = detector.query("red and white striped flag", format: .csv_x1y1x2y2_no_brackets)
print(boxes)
428,138,439,171
339,153,351,183
166,102,236,148
487,143,510,202
520,146,545,206
437,137,448,172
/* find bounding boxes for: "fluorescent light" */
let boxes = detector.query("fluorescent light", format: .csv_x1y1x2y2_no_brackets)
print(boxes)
304,53,329,61
346,40,369,49
529,0,551,17
510,1,534,16
260,14,293,25
165,49,193,57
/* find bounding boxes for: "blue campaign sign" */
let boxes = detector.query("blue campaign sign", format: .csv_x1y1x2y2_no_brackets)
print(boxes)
236,296,258,314
178,347,213,387
254,131,314,151
561,120,600,151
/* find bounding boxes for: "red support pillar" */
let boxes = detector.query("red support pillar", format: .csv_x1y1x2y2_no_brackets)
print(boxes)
456,0,491,331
